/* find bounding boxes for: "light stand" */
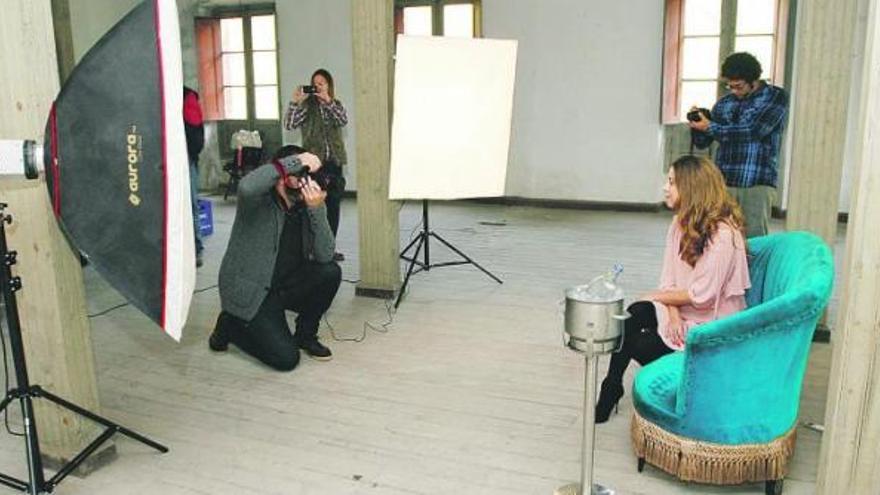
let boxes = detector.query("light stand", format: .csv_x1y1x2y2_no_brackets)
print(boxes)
0,203,167,495
395,199,502,308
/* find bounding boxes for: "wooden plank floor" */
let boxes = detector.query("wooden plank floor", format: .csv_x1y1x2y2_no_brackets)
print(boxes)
0,198,843,495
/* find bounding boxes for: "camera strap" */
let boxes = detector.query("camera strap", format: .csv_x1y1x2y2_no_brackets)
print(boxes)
272,159,288,182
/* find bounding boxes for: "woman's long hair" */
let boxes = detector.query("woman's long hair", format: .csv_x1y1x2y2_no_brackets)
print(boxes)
312,68,335,99
671,155,745,266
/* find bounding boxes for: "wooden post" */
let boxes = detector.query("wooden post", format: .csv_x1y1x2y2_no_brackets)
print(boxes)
351,0,399,298
50,0,76,85
784,0,860,243
0,0,111,472
717,0,738,98
816,0,880,492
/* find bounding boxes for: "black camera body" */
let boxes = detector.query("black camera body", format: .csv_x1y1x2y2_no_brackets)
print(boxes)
302,85,318,94
288,165,333,210
687,107,712,123
290,165,332,190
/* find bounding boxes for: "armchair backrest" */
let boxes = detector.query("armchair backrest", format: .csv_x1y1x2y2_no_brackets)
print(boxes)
676,232,834,444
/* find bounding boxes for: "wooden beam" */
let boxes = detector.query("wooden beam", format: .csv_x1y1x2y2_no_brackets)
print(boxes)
816,0,880,492
0,0,112,471
785,0,859,244
352,0,400,298
50,0,75,84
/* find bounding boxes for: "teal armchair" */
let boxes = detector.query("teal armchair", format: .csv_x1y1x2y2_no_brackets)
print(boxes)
630,232,834,495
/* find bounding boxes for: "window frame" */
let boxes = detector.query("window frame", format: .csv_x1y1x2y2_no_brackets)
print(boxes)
661,0,790,124
394,0,482,37
196,5,280,123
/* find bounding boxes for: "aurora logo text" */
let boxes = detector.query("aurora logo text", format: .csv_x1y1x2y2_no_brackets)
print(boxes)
127,126,141,206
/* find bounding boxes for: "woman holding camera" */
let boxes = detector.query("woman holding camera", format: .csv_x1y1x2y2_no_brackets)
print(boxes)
284,68,348,261
594,155,751,423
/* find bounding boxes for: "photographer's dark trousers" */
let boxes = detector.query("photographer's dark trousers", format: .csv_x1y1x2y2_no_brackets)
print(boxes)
323,160,345,237
604,301,674,383
220,262,341,371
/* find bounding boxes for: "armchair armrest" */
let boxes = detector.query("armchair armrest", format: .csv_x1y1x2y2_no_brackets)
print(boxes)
685,292,819,349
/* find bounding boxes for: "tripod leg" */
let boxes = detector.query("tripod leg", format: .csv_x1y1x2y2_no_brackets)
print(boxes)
37,388,168,453
20,396,45,495
399,233,421,258
429,232,503,284
47,427,116,489
395,233,426,309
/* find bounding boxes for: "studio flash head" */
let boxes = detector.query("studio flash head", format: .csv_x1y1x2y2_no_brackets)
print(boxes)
0,140,43,180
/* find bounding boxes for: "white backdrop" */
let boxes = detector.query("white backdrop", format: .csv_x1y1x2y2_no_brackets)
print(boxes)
389,36,518,200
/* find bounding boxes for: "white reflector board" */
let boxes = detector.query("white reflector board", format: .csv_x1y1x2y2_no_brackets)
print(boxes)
389,36,517,200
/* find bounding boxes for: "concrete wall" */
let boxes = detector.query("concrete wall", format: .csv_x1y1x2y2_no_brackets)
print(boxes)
276,0,358,190
483,0,666,204
275,0,667,203
64,0,706,206
68,0,140,63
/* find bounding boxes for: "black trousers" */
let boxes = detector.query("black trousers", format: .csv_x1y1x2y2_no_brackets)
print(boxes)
323,161,345,237
221,262,341,371
605,301,674,382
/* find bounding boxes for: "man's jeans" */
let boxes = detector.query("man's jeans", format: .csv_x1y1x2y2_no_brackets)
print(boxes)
729,185,776,238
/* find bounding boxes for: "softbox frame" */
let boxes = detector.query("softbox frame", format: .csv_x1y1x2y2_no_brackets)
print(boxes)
44,0,194,340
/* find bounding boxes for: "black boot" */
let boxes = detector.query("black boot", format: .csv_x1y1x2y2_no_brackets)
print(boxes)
595,378,624,424
294,319,332,361
209,312,237,352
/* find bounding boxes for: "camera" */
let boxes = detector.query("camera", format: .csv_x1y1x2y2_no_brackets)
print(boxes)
302,85,318,94
288,165,333,209
290,165,331,190
687,107,711,123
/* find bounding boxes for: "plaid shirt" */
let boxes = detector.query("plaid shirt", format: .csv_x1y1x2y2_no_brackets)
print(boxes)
283,99,348,161
693,83,788,188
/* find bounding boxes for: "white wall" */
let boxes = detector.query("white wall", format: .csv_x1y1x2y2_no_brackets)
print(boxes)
67,0,669,204
279,0,666,203
483,0,666,203
68,0,140,63
276,0,358,190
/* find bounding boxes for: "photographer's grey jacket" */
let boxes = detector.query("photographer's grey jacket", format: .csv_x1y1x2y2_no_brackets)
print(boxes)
218,157,335,322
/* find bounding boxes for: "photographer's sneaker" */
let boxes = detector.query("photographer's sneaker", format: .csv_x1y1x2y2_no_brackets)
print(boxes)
299,338,332,361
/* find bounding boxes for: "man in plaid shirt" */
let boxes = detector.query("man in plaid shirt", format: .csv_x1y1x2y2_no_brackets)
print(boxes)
689,52,789,238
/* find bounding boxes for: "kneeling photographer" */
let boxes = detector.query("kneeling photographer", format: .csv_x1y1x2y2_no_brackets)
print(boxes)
209,145,341,371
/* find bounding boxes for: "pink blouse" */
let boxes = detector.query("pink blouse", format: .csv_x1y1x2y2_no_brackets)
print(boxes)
651,218,751,350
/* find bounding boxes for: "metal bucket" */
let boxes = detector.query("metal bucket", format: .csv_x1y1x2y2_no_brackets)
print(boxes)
564,286,628,355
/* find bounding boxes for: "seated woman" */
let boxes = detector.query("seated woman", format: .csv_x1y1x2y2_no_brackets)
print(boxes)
596,155,751,423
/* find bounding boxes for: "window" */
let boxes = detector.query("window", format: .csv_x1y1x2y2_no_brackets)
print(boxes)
662,0,789,123
196,12,279,121
394,1,481,38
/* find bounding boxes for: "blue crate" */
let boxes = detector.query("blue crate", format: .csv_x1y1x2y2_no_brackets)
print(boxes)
198,199,213,237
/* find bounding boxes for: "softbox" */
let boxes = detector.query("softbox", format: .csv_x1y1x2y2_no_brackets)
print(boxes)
44,0,194,340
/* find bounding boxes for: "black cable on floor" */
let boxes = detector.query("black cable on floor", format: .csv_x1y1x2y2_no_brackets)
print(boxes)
324,298,396,343
87,284,219,318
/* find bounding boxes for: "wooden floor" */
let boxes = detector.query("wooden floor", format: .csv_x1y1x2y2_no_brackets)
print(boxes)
0,198,844,495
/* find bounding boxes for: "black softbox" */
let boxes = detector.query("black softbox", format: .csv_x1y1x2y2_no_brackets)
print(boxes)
44,0,194,340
